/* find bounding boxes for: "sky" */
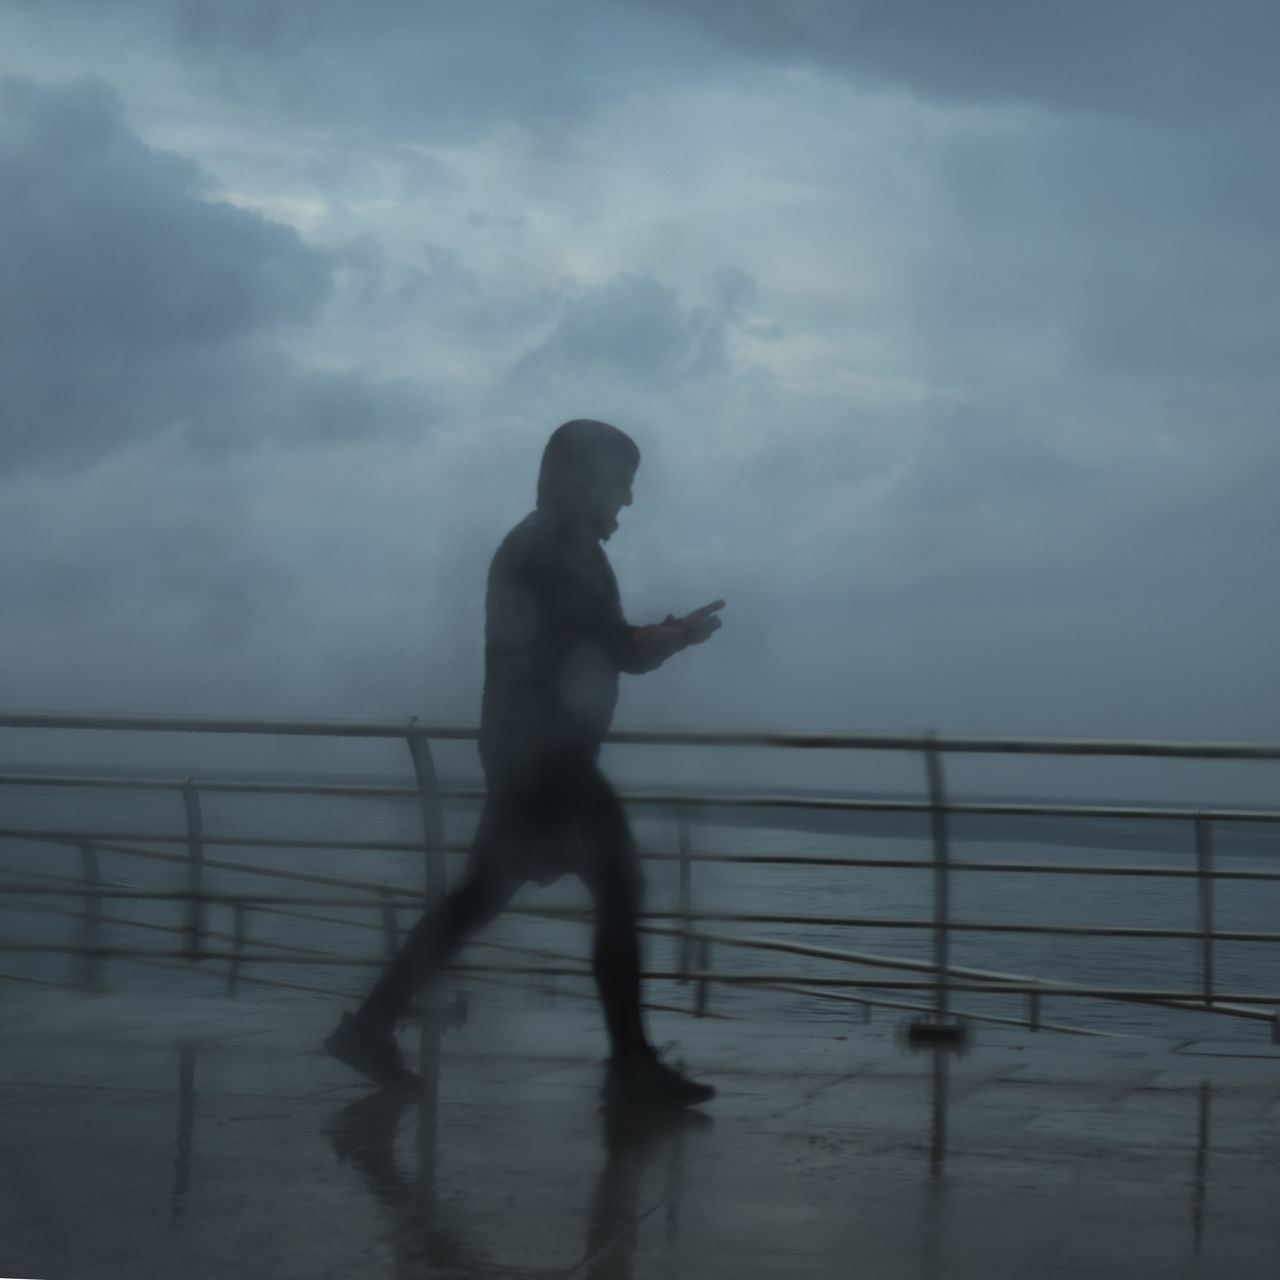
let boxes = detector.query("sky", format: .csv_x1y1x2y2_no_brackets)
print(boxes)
2,0,1279,758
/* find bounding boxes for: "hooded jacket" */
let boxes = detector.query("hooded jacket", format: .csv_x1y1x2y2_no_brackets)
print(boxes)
478,421,660,778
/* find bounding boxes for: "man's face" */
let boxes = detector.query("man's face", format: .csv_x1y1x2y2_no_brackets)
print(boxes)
590,463,636,541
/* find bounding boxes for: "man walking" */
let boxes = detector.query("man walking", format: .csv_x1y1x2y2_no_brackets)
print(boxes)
327,419,724,1106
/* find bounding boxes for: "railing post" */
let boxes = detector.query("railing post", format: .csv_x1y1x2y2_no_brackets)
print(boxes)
1194,812,1215,1008
695,936,711,1017
226,903,247,998
405,722,446,902
79,843,101,992
677,810,693,983
181,779,205,961
926,742,952,1021
908,738,967,1050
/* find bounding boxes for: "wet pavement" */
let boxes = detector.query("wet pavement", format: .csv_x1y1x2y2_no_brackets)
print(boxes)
2,987,1279,1279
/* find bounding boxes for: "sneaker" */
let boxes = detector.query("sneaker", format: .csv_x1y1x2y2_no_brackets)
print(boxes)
324,1012,420,1091
600,1047,715,1109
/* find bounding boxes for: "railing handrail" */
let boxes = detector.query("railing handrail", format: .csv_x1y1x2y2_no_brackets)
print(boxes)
9,878,1280,943
4,770,1280,828
3,710,1280,760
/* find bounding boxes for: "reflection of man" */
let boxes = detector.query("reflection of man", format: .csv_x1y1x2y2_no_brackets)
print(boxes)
328,419,724,1106
584,1106,711,1279
325,1090,490,1275
324,1076,711,1279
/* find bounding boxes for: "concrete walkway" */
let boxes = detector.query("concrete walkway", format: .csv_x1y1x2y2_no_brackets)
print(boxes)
2,987,1279,1279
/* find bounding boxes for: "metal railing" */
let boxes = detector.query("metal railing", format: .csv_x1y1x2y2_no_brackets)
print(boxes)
2,711,1279,1041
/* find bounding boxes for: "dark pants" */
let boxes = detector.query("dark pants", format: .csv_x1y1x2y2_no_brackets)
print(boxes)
358,754,649,1061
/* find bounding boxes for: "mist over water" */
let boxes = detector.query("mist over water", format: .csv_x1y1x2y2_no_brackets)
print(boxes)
6,774,1278,1044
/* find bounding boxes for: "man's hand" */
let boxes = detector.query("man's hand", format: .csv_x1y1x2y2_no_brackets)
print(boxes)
675,599,725,645
628,600,725,671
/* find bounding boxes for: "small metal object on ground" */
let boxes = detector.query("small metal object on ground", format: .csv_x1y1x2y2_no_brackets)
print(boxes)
905,1016,971,1052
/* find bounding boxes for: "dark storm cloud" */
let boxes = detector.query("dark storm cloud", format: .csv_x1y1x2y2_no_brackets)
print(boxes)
34,0,1279,125
1,76,325,345
18,0,712,145
513,272,727,389
0,75,436,467
639,0,1280,118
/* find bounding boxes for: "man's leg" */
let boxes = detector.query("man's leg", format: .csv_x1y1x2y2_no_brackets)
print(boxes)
577,768,714,1107
327,802,519,1085
579,789,649,1064
357,854,518,1034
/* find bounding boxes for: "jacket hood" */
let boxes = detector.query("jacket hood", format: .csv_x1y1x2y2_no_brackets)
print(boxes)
536,419,640,522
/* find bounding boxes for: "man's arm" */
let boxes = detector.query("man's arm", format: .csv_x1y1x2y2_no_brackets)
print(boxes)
620,600,725,674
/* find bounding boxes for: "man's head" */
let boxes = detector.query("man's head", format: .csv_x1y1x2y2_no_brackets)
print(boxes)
537,419,640,541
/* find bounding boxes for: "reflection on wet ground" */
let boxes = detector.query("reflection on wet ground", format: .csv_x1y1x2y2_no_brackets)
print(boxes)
322,1080,712,1279
2,991,1279,1279
318,1014,715,1279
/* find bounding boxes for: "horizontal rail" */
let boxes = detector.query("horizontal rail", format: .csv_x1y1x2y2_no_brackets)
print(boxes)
429,934,1123,1037
8,882,1280,945
0,834,431,896
8,827,1280,884
682,853,1280,880
0,874,397,955
3,711,1280,760
596,907,1280,945
5,942,1279,1009
0,827,454,853
19,895,374,961
0,712,478,740
621,794,1280,825
120,951,369,1002
0,882,416,906
761,983,1117,1037
635,922,1271,1023
0,773,423,799
454,968,741,1023
6,771,1280,828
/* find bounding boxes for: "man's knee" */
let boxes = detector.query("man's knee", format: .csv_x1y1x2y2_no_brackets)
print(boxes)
450,863,518,931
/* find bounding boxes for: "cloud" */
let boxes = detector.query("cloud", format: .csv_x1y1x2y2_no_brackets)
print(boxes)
37,0,1278,128
1,76,326,345
332,239,559,354
11,0,708,147
0,75,435,468
512,272,727,389
638,0,1280,119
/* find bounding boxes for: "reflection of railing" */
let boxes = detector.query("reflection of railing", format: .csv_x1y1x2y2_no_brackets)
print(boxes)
2,711,1279,1041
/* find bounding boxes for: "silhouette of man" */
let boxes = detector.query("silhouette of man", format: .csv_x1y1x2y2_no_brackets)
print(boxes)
327,419,724,1106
